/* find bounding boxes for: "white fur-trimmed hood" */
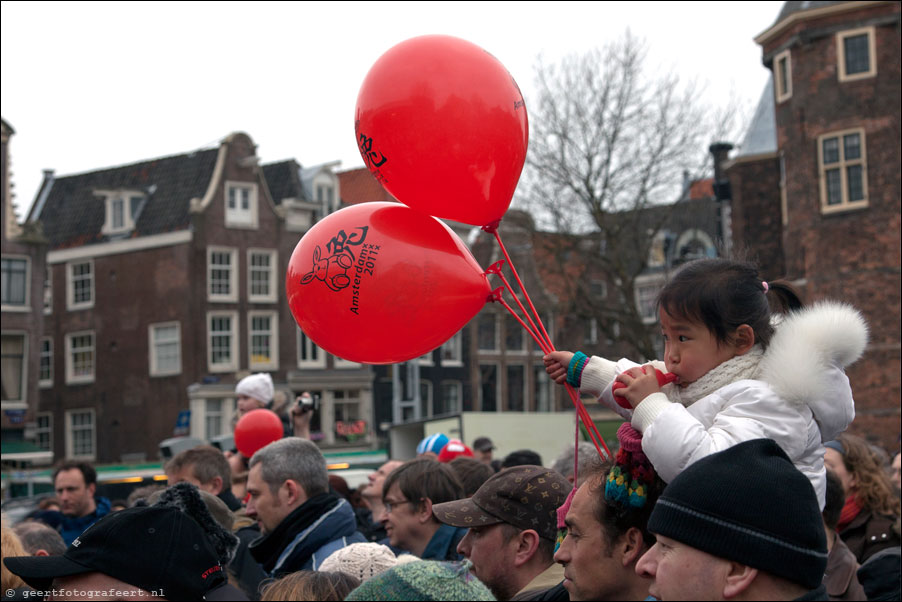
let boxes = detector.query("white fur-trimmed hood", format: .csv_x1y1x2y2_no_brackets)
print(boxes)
759,301,868,440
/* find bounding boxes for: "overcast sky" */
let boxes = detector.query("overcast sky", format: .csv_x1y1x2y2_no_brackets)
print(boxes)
2,1,784,219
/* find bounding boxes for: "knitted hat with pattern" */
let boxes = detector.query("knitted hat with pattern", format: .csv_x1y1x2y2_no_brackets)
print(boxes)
648,438,828,590
319,542,410,582
344,560,496,601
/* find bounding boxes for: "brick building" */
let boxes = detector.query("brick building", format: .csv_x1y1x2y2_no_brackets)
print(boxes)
727,0,901,449
28,132,376,464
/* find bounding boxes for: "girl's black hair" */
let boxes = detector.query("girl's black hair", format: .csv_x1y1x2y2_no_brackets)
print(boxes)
656,258,803,349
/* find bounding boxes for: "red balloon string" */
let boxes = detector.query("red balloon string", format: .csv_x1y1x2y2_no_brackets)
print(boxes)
485,228,612,463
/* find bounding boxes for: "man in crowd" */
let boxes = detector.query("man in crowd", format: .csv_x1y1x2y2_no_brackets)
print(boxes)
53,461,111,545
636,439,829,601
357,459,404,541
246,437,364,576
12,521,66,557
433,465,570,601
165,445,265,597
4,501,245,601
472,436,496,465
380,457,465,560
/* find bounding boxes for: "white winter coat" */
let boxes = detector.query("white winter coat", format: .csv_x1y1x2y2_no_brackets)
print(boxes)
580,302,868,508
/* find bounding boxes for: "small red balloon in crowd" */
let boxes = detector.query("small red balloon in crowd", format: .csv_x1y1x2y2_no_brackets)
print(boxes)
286,202,490,364
234,409,283,457
355,34,529,226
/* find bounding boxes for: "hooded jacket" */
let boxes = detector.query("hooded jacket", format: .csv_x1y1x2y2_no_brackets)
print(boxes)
580,302,867,508
60,496,112,545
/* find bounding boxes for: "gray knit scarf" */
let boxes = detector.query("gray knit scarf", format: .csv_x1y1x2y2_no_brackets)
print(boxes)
668,346,764,406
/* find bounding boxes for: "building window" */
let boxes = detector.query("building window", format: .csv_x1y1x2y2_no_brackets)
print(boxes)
101,192,142,235
65,331,95,384
208,248,237,302
66,261,94,310
35,412,53,452
316,183,336,215
437,381,462,415
774,49,792,102
534,365,552,412
505,314,526,353
419,380,433,419
634,275,665,324
39,337,53,388
440,331,463,366
205,399,225,439
507,364,526,412
248,249,277,303
837,27,876,82
1,257,29,308
208,312,238,372
477,313,499,352
225,182,258,228
333,355,361,369
249,311,278,370
149,322,181,376
298,328,326,368
479,363,499,412
66,409,96,460
818,129,868,213
43,272,52,314
1,333,27,404
586,318,599,346
418,349,435,366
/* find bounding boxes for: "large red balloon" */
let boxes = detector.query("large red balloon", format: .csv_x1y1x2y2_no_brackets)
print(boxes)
234,409,283,458
287,202,490,364
355,35,529,226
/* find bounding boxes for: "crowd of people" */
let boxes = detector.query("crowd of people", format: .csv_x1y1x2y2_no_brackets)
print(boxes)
2,257,901,601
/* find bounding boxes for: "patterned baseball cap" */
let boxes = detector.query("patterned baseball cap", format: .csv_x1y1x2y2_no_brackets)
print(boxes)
432,465,569,541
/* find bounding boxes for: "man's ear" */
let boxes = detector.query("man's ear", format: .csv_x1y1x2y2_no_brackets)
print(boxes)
282,479,306,507
208,475,224,495
33,549,50,557
513,529,542,567
87,482,96,498
723,562,758,599
732,324,756,355
417,497,434,524
619,527,647,566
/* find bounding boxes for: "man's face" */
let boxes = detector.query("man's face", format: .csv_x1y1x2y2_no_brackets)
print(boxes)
553,483,624,601
457,523,519,599
54,469,96,518
245,463,290,534
380,483,422,552
364,460,403,499
50,572,166,601
166,465,218,495
476,449,493,464
635,534,731,601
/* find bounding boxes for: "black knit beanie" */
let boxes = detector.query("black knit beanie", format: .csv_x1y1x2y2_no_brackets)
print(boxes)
647,438,828,590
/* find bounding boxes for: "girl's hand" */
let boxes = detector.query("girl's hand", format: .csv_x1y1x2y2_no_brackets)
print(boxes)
543,351,574,385
612,364,661,408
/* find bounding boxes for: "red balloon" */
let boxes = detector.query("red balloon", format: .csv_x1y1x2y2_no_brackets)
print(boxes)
287,202,490,364
234,409,283,457
355,35,529,226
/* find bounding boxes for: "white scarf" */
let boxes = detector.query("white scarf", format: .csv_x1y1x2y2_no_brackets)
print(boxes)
669,346,764,406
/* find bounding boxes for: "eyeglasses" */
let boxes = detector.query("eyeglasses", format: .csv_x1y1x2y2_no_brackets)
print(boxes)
384,498,421,514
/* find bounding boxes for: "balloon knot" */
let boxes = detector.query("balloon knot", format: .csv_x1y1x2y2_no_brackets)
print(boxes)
488,287,504,303
481,220,501,234
485,260,506,276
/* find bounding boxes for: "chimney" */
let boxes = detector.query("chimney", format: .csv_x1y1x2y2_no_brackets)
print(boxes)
709,142,734,201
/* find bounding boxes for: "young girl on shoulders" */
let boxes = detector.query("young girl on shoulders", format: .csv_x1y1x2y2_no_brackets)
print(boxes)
545,258,868,506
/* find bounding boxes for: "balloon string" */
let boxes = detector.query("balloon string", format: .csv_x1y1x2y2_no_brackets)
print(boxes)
492,291,551,354
569,386,611,459
490,230,554,350
487,264,552,354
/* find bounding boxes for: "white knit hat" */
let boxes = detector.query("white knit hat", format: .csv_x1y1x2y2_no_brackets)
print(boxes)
319,543,415,582
235,373,274,404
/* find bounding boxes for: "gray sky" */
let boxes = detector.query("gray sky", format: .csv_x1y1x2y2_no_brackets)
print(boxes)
2,1,784,219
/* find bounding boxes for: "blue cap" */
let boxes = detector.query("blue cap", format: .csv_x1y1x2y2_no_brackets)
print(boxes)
417,433,450,455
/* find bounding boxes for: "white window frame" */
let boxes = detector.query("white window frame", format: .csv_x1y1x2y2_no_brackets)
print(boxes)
418,349,435,366
440,331,463,367
297,328,326,368
1,255,30,311
334,355,362,369
1,331,28,406
100,191,142,235
225,181,259,229
66,260,94,311
39,337,53,388
207,311,238,373
534,365,553,412
634,274,666,325
43,271,52,315
837,27,876,83
774,49,792,103
207,247,238,302
149,322,182,377
248,311,279,371
189,397,236,441
65,408,96,461
248,249,278,303
818,128,869,214
65,331,95,385
35,412,53,453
